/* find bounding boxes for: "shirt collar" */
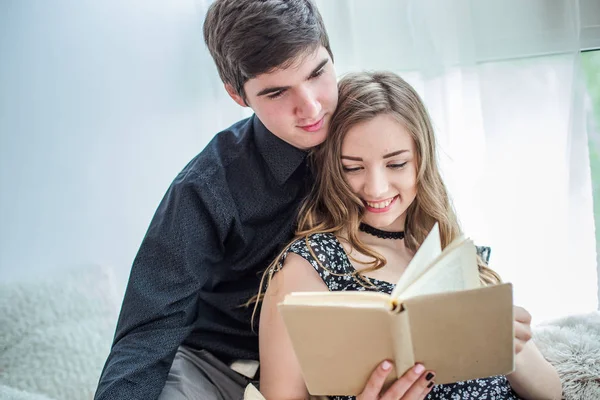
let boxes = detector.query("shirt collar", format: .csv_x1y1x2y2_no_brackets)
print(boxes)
253,115,308,185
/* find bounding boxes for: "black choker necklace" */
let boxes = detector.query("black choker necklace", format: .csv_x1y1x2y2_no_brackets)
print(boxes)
359,223,405,240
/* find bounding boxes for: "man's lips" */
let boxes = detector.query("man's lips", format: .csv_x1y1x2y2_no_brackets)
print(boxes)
298,116,325,132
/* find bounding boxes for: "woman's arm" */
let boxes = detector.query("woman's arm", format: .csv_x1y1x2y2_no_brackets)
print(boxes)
506,307,562,399
259,253,329,400
258,253,435,400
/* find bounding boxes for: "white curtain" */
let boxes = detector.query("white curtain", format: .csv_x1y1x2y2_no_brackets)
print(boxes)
315,0,598,323
1,0,596,324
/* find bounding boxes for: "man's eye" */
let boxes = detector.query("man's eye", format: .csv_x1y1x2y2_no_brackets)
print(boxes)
388,162,408,169
268,91,284,99
311,68,325,79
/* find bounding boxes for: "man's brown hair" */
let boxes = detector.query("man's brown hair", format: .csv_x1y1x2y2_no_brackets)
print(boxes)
203,0,333,103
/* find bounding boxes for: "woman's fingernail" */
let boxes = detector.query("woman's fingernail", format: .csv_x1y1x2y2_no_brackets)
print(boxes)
382,361,392,371
427,381,434,389
413,364,425,374
426,372,435,381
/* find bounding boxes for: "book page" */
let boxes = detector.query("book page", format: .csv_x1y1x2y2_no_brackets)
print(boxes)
283,291,391,308
391,223,442,299
396,240,480,301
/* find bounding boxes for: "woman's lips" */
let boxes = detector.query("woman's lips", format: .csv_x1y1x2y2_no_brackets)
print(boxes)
364,195,398,213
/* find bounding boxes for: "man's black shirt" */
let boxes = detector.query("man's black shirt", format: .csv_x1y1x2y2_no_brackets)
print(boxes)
95,115,310,399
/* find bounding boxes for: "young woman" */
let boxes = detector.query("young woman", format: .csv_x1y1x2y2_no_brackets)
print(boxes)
257,71,562,400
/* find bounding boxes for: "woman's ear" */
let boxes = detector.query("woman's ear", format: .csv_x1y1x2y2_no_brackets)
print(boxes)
225,84,248,107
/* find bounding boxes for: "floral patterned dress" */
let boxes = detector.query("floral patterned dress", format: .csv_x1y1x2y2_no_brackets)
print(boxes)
277,233,521,400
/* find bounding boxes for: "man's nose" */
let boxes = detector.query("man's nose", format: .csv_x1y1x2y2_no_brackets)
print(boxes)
295,87,321,120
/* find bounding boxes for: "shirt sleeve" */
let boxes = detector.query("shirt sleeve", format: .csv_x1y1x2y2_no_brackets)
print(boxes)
94,172,227,400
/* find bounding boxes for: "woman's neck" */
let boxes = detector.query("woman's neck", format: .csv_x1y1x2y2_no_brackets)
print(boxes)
357,230,408,252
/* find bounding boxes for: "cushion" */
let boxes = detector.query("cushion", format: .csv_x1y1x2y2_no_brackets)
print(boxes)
0,265,120,400
533,311,600,400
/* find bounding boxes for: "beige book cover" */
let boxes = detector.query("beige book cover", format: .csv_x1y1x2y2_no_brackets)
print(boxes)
278,224,514,396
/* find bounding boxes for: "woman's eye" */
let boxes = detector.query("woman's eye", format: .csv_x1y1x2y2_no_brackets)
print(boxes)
342,166,362,173
388,162,408,169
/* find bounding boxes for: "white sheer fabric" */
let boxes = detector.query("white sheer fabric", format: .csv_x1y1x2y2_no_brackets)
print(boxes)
1,0,596,323
315,0,598,323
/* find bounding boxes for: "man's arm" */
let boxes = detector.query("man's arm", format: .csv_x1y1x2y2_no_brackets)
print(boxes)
95,173,225,399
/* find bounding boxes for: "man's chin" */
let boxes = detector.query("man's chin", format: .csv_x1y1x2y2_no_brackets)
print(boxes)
303,130,328,148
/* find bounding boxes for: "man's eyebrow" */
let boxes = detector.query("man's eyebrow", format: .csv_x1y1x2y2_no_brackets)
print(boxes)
255,59,329,97
256,85,289,97
308,59,329,78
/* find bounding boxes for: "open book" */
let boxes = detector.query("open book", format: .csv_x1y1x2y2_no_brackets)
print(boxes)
278,224,514,396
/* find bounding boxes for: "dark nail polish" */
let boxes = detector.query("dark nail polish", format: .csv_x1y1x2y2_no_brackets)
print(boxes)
425,372,434,381
427,381,434,388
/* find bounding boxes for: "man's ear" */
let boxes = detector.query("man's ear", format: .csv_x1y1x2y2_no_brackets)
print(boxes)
225,84,248,107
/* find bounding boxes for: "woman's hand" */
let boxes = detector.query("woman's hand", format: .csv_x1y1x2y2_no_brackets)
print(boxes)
513,305,533,355
357,361,435,400
507,306,563,399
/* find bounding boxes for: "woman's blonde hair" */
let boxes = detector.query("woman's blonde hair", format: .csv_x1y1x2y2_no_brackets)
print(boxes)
248,71,500,326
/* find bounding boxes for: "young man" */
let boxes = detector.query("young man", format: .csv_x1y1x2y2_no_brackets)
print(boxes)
94,1,338,399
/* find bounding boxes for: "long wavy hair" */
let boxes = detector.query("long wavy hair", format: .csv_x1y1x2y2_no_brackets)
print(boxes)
248,71,500,326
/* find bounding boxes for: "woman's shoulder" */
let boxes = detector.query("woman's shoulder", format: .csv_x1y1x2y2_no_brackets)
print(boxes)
287,232,339,255
269,233,342,293
282,233,342,269
277,232,353,286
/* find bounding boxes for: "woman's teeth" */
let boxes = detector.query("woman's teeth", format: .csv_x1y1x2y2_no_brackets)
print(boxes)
365,197,395,209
